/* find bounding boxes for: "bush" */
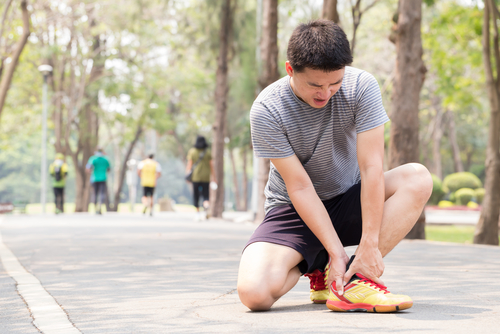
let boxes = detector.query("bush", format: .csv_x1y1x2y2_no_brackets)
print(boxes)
443,172,483,193
475,188,485,204
428,174,445,205
455,188,476,205
438,200,455,208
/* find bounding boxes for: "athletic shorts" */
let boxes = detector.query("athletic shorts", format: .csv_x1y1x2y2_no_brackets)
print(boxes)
143,187,155,197
244,182,363,274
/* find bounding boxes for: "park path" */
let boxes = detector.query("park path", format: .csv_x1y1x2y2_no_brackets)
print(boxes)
0,213,499,333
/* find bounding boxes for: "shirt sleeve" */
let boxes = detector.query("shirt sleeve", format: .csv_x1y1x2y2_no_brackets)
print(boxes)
354,72,390,133
155,163,162,172
137,161,144,170
250,101,294,159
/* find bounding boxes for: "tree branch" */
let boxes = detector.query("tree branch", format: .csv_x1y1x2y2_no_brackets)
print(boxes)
0,0,30,122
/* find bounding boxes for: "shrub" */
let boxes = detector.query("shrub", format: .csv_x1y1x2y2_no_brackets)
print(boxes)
428,174,445,205
442,172,483,193
438,200,455,208
455,188,475,205
474,188,485,204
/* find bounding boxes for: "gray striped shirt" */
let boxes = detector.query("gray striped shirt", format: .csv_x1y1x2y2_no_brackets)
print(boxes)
250,66,389,213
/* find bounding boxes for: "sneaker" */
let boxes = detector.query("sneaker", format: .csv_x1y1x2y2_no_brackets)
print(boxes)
304,262,329,304
326,274,413,312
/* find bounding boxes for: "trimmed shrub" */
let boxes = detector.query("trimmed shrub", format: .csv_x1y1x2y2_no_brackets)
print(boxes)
475,188,485,204
455,188,475,205
428,174,445,205
438,200,455,208
442,172,483,193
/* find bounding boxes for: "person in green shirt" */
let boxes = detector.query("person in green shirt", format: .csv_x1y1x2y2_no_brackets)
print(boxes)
186,136,216,220
86,148,111,214
49,153,69,214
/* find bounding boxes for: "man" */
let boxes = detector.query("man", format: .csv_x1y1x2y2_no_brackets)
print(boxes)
237,20,432,312
137,154,162,216
49,153,68,214
86,148,111,214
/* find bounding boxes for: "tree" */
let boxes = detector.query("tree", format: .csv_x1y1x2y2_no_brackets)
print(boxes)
474,0,500,245
349,0,380,56
322,0,340,23
210,0,234,218
0,0,30,122
389,0,427,239
254,0,279,223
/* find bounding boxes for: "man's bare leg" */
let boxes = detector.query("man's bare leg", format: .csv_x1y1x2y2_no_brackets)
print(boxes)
378,163,433,257
237,242,303,311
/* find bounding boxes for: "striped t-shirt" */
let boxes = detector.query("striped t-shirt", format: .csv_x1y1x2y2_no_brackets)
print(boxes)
250,66,389,213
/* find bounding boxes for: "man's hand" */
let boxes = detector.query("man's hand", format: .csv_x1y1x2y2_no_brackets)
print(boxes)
344,244,385,286
326,252,350,295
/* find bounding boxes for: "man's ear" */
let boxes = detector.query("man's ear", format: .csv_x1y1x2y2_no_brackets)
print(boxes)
285,61,294,77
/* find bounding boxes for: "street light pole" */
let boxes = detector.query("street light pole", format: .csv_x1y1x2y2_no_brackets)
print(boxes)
38,65,53,214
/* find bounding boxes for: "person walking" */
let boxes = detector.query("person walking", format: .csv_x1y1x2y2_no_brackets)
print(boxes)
137,154,162,216
186,136,216,220
49,153,69,214
237,20,433,313
86,148,111,214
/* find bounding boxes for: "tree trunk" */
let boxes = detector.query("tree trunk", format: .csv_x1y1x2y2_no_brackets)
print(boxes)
110,125,143,211
445,110,464,173
322,0,340,24
431,106,443,179
254,0,279,224
474,0,500,245
0,0,30,122
210,0,233,218
229,148,243,211
389,0,427,239
242,147,248,211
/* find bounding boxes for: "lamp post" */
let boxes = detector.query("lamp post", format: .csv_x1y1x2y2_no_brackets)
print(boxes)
38,64,53,214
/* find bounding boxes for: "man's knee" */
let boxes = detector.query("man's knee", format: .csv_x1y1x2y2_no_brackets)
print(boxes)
237,282,273,311
405,163,433,202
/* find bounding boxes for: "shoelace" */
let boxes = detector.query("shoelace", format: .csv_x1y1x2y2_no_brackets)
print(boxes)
356,274,390,294
304,269,327,290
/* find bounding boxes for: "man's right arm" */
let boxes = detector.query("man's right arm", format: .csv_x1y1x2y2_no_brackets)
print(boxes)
271,155,350,295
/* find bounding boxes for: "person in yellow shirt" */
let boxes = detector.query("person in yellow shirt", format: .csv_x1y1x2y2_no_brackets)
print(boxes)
137,154,162,216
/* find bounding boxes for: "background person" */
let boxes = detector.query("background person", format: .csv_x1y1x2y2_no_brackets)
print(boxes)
186,135,216,220
86,148,111,215
49,153,68,214
137,154,162,216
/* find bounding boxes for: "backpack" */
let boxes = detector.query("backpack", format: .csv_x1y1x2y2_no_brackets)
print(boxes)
54,165,62,181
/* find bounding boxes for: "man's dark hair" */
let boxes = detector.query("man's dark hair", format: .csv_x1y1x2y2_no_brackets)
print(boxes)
148,153,154,159
194,135,208,149
287,20,353,72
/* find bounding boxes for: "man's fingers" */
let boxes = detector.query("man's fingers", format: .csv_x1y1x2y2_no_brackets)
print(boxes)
370,275,385,286
335,277,344,296
344,268,354,285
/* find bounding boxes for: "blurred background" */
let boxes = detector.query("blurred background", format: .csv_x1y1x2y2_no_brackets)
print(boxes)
0,0,498,244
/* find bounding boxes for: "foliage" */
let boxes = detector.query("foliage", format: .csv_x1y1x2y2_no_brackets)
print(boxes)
438,200,454,208
443,172,483,193
429,173,445,205
474,188,485,204
454,188,475,205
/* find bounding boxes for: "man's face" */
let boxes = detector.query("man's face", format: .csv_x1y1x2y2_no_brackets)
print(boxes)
286,61,345,108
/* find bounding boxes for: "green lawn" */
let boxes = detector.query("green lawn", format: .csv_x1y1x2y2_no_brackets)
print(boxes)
425,225,500,245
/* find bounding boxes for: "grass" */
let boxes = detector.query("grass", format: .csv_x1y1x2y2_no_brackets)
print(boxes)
425,225,500,245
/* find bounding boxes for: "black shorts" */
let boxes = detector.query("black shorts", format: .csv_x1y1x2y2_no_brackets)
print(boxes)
245,183,362,274
143,187,155,197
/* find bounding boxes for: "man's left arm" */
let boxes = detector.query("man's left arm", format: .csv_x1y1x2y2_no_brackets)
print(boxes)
344,124,386,285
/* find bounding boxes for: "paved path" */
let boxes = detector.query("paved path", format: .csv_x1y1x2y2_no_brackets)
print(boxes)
0,213,499,333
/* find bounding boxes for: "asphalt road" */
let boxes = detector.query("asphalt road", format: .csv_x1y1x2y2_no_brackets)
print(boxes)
1,213,499,333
